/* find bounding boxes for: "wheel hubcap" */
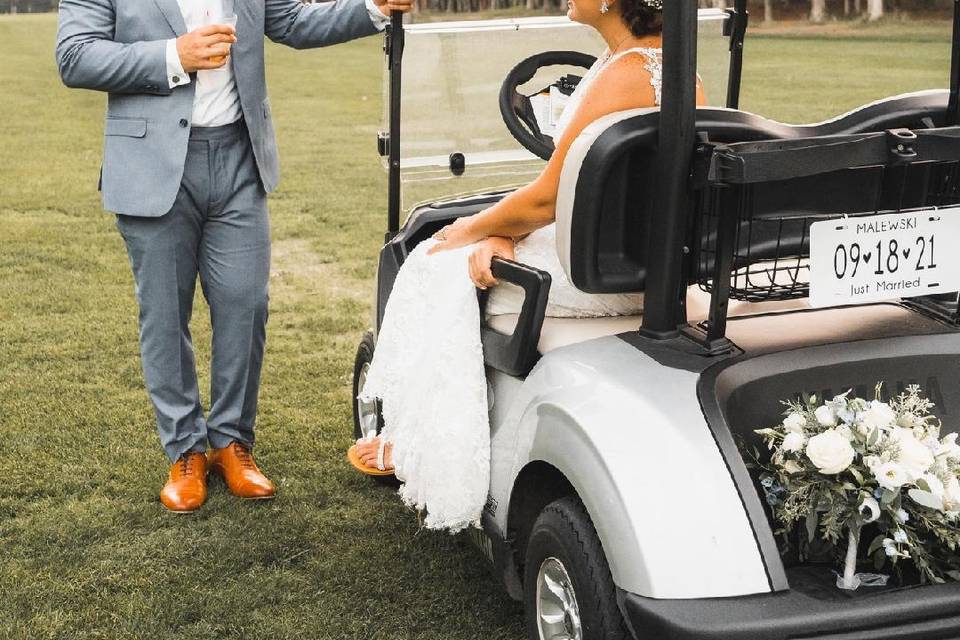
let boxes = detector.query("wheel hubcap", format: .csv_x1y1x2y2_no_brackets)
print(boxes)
536,557,582,640
355,362,379,439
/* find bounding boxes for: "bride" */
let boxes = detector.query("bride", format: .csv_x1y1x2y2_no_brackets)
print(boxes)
349,0,705,531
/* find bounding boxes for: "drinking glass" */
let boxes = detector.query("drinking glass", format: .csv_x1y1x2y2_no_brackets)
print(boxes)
206,11,237,72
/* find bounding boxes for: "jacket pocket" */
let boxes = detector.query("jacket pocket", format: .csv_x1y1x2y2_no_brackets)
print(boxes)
105,117,147,138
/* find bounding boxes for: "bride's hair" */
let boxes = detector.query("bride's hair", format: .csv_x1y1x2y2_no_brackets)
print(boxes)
619,0,663,37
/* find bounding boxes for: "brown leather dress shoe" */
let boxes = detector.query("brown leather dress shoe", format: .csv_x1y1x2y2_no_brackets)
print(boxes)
208,442,276,500
160,452,208,513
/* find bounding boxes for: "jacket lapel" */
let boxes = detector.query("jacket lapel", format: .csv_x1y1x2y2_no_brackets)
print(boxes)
152,0,187,36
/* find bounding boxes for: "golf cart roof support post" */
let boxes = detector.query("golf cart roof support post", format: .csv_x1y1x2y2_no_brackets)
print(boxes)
639,0,699,339
386,12,405,240
949,0,960,125
725,0,749,110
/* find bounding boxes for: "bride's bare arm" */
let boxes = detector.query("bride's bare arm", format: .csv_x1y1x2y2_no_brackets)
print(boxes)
428,54,659,256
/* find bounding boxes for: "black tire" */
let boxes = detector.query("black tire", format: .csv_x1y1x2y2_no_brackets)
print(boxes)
351,331,396,486
523,495,630,640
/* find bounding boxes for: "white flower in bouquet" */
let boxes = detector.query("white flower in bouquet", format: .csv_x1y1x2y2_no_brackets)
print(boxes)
805,429,855,475
783,412,806,433
859,497,881,523
898,412,921,428
815,405,838,427
782,432,806,453
908,473,952,512
782,459,803,474
835,424,854,441
874,461,910,491
935,433,960,461
891,428,935,480
859,400,897,433
864,455,882,470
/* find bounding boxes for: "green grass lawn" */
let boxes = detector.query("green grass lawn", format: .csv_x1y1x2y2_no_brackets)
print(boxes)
0,13,952,640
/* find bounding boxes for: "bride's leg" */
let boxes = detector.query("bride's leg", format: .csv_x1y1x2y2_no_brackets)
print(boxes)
354,437,394,470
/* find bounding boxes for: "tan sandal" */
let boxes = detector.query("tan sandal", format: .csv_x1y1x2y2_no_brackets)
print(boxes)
347,441,395,477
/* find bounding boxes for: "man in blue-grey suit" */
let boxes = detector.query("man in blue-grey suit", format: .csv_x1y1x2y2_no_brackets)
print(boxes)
56,0,411,513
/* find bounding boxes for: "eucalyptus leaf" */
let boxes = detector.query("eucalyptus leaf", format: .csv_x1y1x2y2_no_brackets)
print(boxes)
849,467,864,485
917,477,931,493
881,489,898,506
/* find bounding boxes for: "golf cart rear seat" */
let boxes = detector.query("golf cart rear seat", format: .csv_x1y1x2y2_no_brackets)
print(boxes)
484,90,953,367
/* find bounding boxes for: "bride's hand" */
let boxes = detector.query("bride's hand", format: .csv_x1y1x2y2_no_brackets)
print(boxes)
468,236,515,290
427,216,482,254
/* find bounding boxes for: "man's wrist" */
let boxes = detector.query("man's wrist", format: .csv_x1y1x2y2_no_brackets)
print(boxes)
165,38,191,88
364,0,391,29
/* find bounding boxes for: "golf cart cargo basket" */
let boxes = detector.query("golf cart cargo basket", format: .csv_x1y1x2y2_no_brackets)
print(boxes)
691,158,960,304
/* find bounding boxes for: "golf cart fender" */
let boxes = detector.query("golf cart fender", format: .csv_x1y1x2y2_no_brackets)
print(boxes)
490,336,772,599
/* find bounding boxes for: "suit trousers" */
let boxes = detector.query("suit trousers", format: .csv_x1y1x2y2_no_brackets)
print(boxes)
116,119,270,461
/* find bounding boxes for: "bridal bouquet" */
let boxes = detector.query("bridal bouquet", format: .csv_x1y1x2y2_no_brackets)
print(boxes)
754,384,960,588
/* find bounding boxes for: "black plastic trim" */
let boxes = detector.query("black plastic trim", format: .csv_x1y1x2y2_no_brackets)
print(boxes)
479,258,552,377
618,580,960,640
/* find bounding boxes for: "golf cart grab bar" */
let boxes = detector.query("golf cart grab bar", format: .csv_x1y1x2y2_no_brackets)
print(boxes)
479,258,552,377
708,126,960,185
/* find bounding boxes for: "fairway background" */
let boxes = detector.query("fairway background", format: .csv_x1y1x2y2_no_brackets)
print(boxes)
0,14,951,639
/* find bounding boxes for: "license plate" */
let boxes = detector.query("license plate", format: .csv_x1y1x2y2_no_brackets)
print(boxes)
809,208,960,308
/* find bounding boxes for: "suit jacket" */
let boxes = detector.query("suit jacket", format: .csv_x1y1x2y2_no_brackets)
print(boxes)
56,0,379,217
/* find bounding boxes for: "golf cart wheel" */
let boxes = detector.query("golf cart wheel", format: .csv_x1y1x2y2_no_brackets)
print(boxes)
351,331,394,484
523,495,629,640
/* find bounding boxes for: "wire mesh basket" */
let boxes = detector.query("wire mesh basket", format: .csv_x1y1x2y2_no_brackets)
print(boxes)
692,161,960,303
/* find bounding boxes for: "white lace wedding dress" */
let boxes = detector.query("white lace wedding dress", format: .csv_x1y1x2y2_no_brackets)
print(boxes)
360,47,661,532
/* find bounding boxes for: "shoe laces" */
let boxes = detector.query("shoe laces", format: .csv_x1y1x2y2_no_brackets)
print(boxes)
178,453,200,477
231,443,256,470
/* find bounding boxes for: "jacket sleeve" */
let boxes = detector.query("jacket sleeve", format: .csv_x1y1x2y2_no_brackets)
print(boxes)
56,0,172,95
264,0,380,50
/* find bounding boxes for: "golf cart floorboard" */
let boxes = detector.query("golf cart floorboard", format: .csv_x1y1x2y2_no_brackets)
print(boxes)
618,578,960,639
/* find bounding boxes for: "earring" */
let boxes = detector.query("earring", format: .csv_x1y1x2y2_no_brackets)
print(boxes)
600,0,609,13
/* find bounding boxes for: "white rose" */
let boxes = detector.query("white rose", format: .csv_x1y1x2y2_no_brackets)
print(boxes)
891,428,935,480
782,432,806,453
874,461,909,491
859,401,897,432
864,455,882,470
805,429,856,475
815,405,838,427
835,425,854,441
783,413,806,433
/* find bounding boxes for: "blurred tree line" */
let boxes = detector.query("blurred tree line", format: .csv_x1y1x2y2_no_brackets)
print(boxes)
5,0,952,19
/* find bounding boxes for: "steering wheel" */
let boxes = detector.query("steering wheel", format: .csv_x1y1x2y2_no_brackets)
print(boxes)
499,51,597,161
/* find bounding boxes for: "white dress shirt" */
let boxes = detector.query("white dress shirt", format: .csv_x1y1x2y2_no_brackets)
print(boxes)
165,0,390,127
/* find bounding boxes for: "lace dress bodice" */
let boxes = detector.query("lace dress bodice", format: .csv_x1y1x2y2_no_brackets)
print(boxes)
486,47,661,318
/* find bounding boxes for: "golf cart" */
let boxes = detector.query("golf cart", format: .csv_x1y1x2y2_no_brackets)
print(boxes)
352,2,960,637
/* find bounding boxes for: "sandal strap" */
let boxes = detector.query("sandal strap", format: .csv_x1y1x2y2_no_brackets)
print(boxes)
376,438,386,471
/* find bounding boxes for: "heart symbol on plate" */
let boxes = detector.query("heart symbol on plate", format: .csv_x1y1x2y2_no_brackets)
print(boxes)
862,251,873,263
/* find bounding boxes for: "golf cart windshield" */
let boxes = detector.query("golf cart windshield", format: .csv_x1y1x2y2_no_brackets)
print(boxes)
384,11,733,219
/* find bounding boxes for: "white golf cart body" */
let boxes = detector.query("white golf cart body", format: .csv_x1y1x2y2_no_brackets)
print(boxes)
359,7,960,638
